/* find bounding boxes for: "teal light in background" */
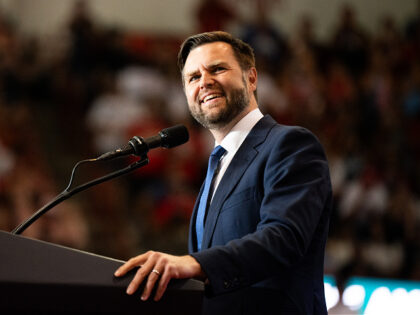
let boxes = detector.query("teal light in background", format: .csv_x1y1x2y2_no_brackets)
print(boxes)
324,275,420,314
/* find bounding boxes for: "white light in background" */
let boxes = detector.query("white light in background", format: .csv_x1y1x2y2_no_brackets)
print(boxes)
324,279,420,314
324,282,339,310
365,287,420,315
364,286,391,315
408,289,420,313
343,284,365,310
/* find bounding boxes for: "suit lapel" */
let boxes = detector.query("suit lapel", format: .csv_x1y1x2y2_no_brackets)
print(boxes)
201,115,277,250
189,183,204,253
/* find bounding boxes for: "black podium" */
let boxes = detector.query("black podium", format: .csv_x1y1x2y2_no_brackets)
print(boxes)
0,230,204,314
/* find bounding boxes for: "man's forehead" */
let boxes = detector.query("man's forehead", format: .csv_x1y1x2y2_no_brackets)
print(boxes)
189,41,232,53
183,42,236,73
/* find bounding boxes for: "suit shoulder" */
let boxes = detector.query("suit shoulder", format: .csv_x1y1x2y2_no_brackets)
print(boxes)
269,123,321,145
257,115,315,136
249,115,324,153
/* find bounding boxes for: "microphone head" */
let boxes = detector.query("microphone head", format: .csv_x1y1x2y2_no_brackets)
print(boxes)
159,125,189,148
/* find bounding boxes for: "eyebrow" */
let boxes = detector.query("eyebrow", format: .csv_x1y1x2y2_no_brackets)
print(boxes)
184,61,231,80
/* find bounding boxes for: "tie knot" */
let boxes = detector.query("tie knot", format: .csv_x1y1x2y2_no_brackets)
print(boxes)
211,145,226,160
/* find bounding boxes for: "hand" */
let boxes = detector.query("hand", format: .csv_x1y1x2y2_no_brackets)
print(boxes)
114,251,205,301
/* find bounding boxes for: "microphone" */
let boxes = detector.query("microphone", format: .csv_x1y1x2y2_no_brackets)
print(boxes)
97,125,189,161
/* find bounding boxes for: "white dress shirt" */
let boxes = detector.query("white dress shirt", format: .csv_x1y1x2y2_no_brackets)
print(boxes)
211,108,264,200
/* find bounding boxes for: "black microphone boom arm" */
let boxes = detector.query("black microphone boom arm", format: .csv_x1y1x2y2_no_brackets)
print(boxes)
11,124,189,235
11,157,149,235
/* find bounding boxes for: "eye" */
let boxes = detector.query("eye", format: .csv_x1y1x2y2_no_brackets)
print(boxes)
214,66,226,73
189,74,200,83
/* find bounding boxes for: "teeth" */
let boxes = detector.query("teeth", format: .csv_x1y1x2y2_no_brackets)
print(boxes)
203,94,221,103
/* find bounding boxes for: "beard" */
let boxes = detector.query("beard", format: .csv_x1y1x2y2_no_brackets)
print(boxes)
189,81,250,130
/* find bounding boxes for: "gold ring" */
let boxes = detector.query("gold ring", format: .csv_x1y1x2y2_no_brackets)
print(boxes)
151,269,161,276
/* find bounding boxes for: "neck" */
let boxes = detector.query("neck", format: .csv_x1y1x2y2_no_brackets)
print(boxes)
210,102,258,143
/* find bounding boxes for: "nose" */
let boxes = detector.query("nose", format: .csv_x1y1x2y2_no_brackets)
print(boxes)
199,72,214,89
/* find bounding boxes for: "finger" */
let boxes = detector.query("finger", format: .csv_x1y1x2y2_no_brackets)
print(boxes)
126,252,158,296
115,255,146,277
141,267,162,301
141,256,166,301
151,259,170,301
154,268,171,301
115,258,139,277
126,264,149,295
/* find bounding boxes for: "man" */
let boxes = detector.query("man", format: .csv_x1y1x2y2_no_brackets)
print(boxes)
115,31,332,314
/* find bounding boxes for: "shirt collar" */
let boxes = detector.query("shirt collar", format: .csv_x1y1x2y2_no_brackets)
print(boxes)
217,108,264,154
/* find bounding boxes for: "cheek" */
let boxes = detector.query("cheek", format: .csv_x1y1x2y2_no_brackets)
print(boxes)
186,87,198,104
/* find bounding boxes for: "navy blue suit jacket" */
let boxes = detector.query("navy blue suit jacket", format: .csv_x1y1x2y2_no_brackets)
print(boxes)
189,115,332,315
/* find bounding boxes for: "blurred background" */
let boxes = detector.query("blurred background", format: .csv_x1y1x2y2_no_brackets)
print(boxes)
0,0,419,313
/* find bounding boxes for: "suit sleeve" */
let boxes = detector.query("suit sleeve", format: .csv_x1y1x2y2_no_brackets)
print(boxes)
190,126,332,295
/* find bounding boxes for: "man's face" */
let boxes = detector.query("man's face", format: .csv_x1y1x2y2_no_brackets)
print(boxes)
182,42,255,130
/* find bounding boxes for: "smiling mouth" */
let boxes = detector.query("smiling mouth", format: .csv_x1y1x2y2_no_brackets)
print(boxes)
200,93,224,105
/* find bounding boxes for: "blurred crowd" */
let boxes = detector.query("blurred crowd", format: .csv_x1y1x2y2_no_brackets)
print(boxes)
0,0,419,282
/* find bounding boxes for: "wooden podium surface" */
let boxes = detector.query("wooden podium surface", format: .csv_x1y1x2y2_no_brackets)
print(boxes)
0,230,204,314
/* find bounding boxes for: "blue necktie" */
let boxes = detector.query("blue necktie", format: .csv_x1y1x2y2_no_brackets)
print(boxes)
196,145,226,251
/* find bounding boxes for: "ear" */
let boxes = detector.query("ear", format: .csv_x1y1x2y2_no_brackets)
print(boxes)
247,67,258,93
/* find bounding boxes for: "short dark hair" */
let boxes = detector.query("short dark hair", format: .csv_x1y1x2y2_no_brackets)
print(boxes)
177,31,256,74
